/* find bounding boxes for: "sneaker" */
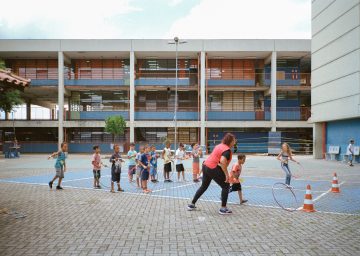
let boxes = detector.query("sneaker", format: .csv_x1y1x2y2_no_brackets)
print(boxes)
56,186,63,190
187,204,196,211
193,179,199,183
219,207,232,215
110,189,115,193
240,200,248,204
117,188,124,192
168,179,173,182
48,181,53,189
97,185,102,189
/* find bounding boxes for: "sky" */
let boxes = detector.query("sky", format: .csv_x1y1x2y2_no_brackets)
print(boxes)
0,0,311,39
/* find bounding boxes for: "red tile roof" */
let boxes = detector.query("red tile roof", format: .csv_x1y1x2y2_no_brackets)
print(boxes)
0,69,31,87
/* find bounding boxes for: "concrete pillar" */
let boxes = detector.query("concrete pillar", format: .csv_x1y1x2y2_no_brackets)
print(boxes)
26,100,31,120
200,51,206,146
271,51,277,132
313,122,325,159
129,51,135,142
58,51,64,149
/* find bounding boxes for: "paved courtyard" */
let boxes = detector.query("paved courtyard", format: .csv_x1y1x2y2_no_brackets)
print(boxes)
1,154,360,255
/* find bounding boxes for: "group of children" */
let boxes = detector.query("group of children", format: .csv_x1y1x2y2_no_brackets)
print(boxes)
47,140,248,204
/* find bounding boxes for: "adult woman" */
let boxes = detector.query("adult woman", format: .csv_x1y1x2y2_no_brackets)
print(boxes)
187,133,236,215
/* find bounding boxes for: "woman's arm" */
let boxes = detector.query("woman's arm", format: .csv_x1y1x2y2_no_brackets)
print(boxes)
219,156,230,183
276,152,282,161
289,154,299,164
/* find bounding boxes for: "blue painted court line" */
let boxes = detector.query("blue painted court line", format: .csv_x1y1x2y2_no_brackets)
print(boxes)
1,168,359,215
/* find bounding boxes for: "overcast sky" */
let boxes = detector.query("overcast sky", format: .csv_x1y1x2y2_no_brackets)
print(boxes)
0,0,311,39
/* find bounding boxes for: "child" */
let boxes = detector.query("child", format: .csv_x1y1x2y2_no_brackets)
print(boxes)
92,145,102,189
229,154,248,204
139,145,151,193
48,142,68,190
150,145,159,183
347,139,355,167
191,143,202,182
175,143,186,182
276,143,299,186
135,145,144,188
162,141,173,182
109,144,125,193
127,143,137,182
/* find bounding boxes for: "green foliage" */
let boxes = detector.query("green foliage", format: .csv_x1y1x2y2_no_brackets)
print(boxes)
0,89,23,114
104,115,126,142
0,59,6,69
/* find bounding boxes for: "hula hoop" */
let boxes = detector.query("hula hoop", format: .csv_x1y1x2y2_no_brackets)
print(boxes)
272,182,298,212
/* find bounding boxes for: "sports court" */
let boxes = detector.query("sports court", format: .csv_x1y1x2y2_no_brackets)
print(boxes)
1,155,359,216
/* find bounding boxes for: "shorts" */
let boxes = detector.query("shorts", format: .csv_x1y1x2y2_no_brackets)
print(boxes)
164,162,172,173
141,169,149,181
150,166,157,176
93,169,101,179
230,183,242,192
128,165,136,176
55,167,64,178
192,162,200,174
348,154,353,161
176,164,184,172
111,168,121,183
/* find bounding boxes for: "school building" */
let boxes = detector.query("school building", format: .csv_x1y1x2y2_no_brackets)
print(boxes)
312,0,360,159
0,39,312,153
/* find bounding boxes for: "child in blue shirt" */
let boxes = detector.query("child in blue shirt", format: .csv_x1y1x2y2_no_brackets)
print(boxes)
109,144,125,193
150,145,159,183
48,142,68,190
139,145,151,193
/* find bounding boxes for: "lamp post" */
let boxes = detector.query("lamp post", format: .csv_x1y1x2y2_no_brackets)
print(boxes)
168,37,187,153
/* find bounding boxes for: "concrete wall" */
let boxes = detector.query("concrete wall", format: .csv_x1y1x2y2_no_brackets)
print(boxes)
311,0,360,122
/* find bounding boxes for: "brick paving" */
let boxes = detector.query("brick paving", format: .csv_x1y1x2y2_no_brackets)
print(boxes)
1,155,360,255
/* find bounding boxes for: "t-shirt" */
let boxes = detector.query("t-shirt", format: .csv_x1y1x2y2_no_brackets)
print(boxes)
175,149,185,165
140,153,150,171
127,150,137,166
229,163,242,184
192,148,202,163
55,151,66,169
222,149,231,161
163,147,172,164
92,153,101,171
347,144,354,155
110,152,122,172
150,151,158,168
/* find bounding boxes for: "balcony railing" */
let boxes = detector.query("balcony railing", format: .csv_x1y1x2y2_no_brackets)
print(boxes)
0,106,57,120
135,106,198,120
135,72,198,86
264,73,311,87
275,107,311,121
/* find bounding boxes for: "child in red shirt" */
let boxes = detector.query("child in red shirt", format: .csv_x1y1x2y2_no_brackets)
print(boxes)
229,154,248,204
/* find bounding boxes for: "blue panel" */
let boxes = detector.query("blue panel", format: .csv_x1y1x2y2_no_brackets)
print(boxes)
30,79,58,86
135,111,198,120
20,143,58,153
264,79,300,86
207,111,255,120
78,111,129,120
276,111,300,120
277,100,300,107
64,79,126,86
207,80,255,86
69,143,114,153
326,118,360,159
135,78,190,86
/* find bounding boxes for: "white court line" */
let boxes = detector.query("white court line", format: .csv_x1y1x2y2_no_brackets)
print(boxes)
313,181,345,202
152,182,196,193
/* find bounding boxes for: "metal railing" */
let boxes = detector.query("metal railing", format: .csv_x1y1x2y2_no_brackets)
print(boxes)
135,106,198,112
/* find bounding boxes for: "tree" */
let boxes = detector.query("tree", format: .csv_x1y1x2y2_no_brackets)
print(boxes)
0,89,23,115
0,59,6,69
104,116,127,143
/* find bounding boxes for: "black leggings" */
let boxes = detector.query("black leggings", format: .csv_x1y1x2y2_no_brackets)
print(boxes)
191,165,230,207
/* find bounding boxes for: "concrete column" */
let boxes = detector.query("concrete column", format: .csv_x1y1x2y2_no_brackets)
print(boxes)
58,51,64,149
200,51,206,146
271,51,277,132
26,100,31,120
129,51,135,142
313,122,325,159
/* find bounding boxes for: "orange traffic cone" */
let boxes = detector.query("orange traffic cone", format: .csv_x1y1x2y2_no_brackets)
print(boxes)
331,173,340,193
302,185,316,212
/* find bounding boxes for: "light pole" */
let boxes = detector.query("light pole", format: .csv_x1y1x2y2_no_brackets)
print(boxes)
168,37,187,153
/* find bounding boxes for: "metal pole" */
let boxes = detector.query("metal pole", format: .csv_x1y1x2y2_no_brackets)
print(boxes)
174,41,178,153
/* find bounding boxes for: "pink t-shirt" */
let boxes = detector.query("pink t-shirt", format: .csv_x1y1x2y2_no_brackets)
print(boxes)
92,153,101,171
229,163,242,184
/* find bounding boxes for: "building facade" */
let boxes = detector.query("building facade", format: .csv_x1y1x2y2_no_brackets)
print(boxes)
312,0,360,159
0,39,311,153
